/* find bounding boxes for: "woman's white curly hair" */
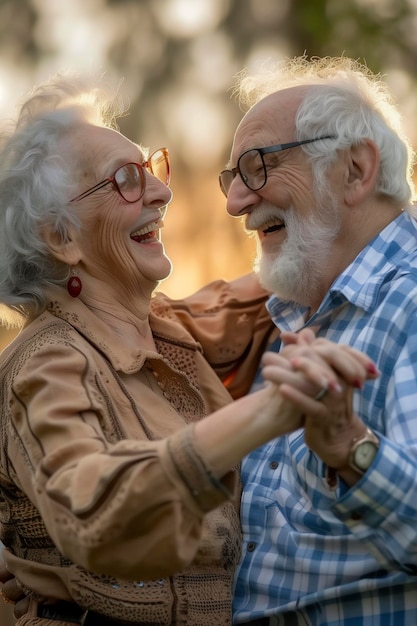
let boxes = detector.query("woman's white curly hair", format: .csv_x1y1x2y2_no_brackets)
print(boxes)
0,72,125,327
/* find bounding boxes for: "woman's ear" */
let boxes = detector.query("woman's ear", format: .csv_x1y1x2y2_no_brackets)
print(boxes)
41,224,82,266
344,139,380,206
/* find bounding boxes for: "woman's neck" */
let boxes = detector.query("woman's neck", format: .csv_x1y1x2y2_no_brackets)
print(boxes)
82,293,157,352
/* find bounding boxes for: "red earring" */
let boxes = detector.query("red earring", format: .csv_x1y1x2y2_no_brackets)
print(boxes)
67,270,82,298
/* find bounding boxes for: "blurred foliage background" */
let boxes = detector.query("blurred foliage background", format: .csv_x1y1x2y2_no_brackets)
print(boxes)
0,0,417,354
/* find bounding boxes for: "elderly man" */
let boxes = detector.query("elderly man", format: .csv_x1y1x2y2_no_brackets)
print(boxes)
217,56,417,625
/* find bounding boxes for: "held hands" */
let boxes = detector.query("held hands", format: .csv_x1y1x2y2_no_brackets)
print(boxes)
261,329,379,473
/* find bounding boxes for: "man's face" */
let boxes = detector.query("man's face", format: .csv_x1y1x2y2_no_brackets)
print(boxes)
225,88,342,306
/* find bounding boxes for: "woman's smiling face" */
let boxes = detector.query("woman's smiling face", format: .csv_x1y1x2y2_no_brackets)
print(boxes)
67,124,173,294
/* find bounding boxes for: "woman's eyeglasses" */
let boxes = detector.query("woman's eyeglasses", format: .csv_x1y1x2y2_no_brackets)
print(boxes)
70,147,170,204
219,137,335,197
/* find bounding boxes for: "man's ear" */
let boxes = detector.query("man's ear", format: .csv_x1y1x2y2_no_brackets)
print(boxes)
41,224,82,266
344,139,380,206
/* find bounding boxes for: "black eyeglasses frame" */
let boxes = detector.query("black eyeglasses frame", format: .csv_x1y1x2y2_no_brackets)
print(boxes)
219,136,335,197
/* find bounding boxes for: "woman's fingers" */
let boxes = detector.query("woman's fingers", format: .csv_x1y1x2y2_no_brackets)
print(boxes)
279,332,379,385
261,351,294,369
262,335,379,406
262,364,326,397
312,340,379,374
262,350,342,395
282,344,378,387
281,328,316,346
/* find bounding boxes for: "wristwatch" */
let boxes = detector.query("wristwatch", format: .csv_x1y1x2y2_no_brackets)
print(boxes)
348,428,380,475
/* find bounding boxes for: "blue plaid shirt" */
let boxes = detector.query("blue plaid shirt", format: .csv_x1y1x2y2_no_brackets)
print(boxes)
233,212,417,625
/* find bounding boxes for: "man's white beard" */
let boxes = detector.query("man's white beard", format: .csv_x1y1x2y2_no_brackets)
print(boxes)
253,194,341,306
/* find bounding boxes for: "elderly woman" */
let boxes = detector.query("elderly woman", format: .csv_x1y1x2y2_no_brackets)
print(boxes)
0,74,375,626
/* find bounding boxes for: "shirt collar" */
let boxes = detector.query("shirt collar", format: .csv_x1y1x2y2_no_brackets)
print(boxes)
45,290,202,373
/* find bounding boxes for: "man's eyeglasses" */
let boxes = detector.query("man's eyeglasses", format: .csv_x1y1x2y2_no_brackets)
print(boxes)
70,147,171,204
219,137,335,198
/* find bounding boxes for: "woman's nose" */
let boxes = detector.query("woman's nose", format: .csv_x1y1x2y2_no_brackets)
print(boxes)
143,173,172,208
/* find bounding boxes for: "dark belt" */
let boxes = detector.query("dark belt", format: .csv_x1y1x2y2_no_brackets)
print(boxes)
37,600,137,625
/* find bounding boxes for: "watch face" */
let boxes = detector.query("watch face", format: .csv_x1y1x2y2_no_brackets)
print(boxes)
353,441,378,470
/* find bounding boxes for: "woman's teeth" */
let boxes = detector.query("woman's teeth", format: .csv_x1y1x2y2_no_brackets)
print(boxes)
130,220,161,242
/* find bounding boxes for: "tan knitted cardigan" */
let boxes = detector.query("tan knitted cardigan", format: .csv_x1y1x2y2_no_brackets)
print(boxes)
0,285,252,625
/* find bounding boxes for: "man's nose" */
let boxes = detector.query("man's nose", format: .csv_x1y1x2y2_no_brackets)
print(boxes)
225,175,260,217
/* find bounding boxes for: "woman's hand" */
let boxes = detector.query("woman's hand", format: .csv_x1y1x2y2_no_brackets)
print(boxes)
262,328,378,404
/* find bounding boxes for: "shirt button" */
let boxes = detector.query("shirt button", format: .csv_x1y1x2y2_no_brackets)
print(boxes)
269,460,279,469
247,542,256,552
